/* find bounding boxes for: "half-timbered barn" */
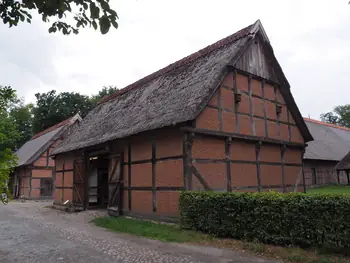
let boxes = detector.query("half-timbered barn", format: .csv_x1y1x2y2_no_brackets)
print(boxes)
12,114,81,199
303,118,350,186
51,20,313,220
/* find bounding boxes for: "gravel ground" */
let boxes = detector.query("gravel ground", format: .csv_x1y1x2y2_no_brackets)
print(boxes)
0,201,279,263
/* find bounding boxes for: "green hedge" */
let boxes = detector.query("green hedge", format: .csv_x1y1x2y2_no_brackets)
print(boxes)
179,191,350,249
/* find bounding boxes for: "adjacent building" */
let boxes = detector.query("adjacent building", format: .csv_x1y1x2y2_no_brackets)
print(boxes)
50,20,313,220
12,114,81,199
303,118,350,186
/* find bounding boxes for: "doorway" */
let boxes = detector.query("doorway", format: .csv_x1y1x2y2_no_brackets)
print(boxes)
88,155,109,208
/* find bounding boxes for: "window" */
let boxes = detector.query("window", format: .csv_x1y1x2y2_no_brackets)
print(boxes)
40,179,53,197
311,168,317,185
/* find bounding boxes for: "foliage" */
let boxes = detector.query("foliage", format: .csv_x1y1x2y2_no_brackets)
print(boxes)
32,90,93,133
90,85,118,104
180,191,350,250
0,86,19,191
321,105,350,128
307,185,350,195
32,87,117,133
9,101,34,149
0,0,118,35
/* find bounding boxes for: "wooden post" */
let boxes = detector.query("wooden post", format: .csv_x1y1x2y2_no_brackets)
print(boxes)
261,80,268,137
233,70,240,133
280,144,286,192
248,76,255,136
274,86,281,138
225,137,232,192
347,171,350,185
128,141,132,211
218,87,223,131
337,170,340,184
83,153,89,210
183,132,193,190
301,148,306,193
151,136,157,213
255,141,262,192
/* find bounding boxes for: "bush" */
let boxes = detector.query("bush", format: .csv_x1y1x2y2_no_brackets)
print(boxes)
179,191,350,249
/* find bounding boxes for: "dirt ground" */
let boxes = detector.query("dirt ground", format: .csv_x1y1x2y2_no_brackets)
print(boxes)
0,201,279,263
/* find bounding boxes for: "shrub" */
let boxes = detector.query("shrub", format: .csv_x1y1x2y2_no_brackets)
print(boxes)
179,191,350,249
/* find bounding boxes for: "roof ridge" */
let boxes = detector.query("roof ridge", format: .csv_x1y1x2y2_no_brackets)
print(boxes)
31,115,75,140
303,117,350,132
98,23,255,105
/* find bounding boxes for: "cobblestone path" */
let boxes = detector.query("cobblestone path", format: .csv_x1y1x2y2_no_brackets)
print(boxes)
0,201,279,263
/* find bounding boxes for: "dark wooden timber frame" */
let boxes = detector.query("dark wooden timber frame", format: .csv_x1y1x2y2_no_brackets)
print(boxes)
183,67,306,193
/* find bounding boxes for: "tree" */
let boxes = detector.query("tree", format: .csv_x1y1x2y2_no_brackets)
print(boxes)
32,90,94,133
0,86,19,193
320,105,350,128
9,102,34,149
0,0,118,35
90,85,118,104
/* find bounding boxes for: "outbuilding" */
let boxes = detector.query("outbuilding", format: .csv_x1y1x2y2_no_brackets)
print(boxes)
12,114,81,199
51,20,313,220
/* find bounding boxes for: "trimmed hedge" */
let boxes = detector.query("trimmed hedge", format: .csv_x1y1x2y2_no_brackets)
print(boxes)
179,191,350,249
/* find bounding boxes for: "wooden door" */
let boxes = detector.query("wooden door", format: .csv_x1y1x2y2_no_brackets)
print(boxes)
108,154,122,216
73,159,85,208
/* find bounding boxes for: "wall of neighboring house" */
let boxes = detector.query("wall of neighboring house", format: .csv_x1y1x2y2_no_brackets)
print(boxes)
18,139,59,199
304,160,349,186
193,70,305,192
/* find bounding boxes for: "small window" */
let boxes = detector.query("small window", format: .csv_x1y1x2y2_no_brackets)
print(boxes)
40,179,53,197
311,168,317,185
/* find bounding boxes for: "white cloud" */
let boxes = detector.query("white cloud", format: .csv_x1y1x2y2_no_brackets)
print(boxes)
1,0,349,119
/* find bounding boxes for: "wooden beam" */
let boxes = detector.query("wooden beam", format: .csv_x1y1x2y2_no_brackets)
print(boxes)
280,144,286,192
192,165,211,190
262,80,268,138
83,153,89,210
337,170,340,184
183,133,193,190
225,137,232,192
233,70,240,133
347,171,350,185
255,142,262,192
287,110,292,142
128,141,132,211
248,76,255,136
180,127,305,148
218,86,223,131
301,148,306,193
274,86,281,138
151,136,156,213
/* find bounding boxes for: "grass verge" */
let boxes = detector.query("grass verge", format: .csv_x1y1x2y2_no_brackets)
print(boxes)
307,185,350,194
92,216,350,263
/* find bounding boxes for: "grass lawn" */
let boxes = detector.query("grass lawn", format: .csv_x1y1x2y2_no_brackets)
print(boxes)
92,216,350,263
307,185,350,194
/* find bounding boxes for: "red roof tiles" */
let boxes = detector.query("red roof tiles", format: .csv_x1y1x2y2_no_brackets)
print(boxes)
303,118,350,132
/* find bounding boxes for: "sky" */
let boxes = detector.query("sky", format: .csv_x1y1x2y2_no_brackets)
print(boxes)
0,0,349,120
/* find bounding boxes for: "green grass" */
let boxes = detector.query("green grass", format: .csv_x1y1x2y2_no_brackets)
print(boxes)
307,185,350,194
92,216,214,243
92,216,350,263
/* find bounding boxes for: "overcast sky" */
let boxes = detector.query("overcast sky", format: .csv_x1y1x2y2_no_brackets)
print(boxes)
1,0,349,119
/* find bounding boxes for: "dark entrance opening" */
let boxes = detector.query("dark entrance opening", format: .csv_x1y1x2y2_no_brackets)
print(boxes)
88,155,109,208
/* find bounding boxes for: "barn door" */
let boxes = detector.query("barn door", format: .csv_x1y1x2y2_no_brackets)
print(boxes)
108,154,122,216
73,159,85,208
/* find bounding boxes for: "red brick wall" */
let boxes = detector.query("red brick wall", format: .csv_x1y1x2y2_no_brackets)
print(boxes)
190,135,304,193
195,72,305,144
54,153,78,204
124,129,183,217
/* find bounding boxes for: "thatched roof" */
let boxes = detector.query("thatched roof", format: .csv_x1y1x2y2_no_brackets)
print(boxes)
15,114,81,167
52,20,312,156
304,118,350,161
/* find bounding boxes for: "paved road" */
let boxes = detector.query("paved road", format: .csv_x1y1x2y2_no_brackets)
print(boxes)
0,202,279,263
